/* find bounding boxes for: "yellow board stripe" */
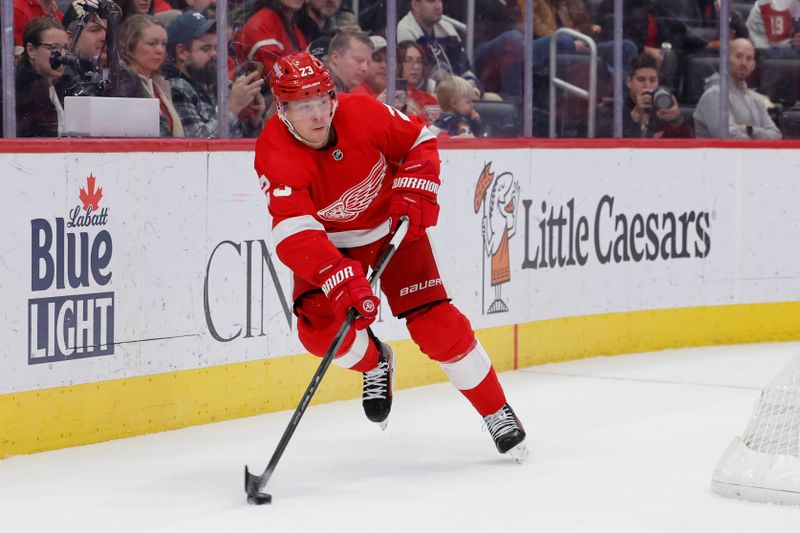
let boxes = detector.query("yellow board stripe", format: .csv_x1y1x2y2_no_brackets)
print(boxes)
2,302,800,458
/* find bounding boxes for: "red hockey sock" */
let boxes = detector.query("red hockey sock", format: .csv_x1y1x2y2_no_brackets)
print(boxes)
345,340,380,373
459,368,507,417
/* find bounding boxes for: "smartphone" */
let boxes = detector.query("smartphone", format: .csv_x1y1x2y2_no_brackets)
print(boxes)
245,60,265,79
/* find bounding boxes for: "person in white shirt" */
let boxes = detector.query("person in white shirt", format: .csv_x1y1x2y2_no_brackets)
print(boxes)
694,38,782,139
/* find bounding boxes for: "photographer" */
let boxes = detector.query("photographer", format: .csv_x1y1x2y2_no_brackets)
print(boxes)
15,17,69,137
623,53,692,139
57,5,108,96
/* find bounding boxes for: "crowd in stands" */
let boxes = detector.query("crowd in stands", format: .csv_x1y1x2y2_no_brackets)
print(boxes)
6,0,800,139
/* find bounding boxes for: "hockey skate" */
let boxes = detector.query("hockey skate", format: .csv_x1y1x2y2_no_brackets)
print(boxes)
362,341,395,430
483,403,529,463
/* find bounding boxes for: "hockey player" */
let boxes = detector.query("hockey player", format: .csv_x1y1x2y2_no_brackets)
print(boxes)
254,51,527,461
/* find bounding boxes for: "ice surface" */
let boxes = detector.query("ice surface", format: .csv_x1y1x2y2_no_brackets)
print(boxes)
2,342,799,532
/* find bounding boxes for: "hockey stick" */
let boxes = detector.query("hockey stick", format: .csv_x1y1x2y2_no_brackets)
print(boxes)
244,216,409,505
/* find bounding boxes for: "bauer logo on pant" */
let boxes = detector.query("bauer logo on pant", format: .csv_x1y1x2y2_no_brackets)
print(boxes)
474,163,520,314
27,174,115,364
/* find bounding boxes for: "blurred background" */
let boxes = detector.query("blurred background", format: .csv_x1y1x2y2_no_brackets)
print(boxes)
2,0,798,140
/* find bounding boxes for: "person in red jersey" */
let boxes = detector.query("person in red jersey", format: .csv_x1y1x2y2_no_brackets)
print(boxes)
234,0,307,74
254,51,528,461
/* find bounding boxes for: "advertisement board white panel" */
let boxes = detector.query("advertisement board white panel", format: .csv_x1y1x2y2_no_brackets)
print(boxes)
2,146,800,395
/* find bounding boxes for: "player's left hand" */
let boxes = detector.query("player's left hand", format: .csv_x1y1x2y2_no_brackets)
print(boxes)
389,159,441,242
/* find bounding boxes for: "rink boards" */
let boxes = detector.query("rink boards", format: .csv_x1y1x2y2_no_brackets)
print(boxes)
2,139,800,457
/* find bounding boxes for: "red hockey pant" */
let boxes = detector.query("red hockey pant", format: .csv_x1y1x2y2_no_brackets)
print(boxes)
293,234,506,416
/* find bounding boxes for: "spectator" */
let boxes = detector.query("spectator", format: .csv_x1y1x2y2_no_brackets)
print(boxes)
746,0,800,55
397,0,480,92
307,33,334,62
118,14,185,136
13,0,64,55
357,0,409,35
595,0,684,87
616,53,692,138
536,0,637,76
62,6,107,62
433,75,482,137
149,0,213,27
694,38,782,139
296,0,358,44
351,35,387,98
59,8,108,96
350,35,429,120
118,0,156,22
162,0,215,13
164,11,266,137
699,0,749,48
471,0,524,45
327,27,372,92
15,17,68,137
471,1,576,98
234,0,307,74
472,1,574,96
398,40,439,118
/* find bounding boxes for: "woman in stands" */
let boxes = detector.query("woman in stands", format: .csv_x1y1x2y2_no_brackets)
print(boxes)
15,17,69,137
118,14,184,136
117,0,155,23
398,41,439,121
233,0,307,74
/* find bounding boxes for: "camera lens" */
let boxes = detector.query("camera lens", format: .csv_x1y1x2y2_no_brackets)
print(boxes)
652,87,673,111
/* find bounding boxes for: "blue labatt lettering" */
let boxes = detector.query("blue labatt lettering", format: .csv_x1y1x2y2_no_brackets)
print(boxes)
321,266,354,295
28,195,115,364
31,215,112,290
66,205,109,228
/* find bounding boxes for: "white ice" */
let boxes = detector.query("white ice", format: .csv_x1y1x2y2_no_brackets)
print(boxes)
2,342,799,533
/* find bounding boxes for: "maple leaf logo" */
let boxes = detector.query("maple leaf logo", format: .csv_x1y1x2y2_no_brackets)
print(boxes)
79,174,103,212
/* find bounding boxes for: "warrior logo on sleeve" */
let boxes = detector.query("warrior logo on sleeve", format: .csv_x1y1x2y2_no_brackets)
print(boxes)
317,154,387,221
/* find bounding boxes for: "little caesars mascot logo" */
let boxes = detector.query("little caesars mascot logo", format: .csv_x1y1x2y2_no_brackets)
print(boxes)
474,163,520,314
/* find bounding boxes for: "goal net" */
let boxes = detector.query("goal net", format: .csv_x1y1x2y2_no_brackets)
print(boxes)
711,354,800,505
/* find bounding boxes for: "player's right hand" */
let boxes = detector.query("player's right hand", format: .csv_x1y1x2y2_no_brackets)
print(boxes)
315,258,379,329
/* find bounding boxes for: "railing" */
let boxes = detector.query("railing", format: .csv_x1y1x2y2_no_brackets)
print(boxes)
549,28,598,139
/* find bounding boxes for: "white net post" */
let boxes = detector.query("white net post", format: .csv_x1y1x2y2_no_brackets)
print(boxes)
711,353,800,505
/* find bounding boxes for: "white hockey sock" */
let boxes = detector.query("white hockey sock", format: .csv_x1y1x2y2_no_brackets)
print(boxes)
438,340,492,390
332,329,371,369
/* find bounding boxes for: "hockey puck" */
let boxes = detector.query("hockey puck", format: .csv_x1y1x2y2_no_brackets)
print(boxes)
247,492,272,505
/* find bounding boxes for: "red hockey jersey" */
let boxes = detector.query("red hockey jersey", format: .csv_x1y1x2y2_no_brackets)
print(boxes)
234,8,308,73
254,94,438,286
756,0,800,45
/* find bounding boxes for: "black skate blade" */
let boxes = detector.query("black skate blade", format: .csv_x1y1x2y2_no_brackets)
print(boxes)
245,466,272,505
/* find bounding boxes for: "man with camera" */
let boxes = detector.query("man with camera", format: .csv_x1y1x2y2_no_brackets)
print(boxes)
56,4,108,97
622,53,692,139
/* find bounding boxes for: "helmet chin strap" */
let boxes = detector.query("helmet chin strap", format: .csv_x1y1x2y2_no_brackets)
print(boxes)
277,92,339,148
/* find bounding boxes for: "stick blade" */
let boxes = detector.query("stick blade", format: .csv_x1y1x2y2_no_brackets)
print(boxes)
244,466,267,499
